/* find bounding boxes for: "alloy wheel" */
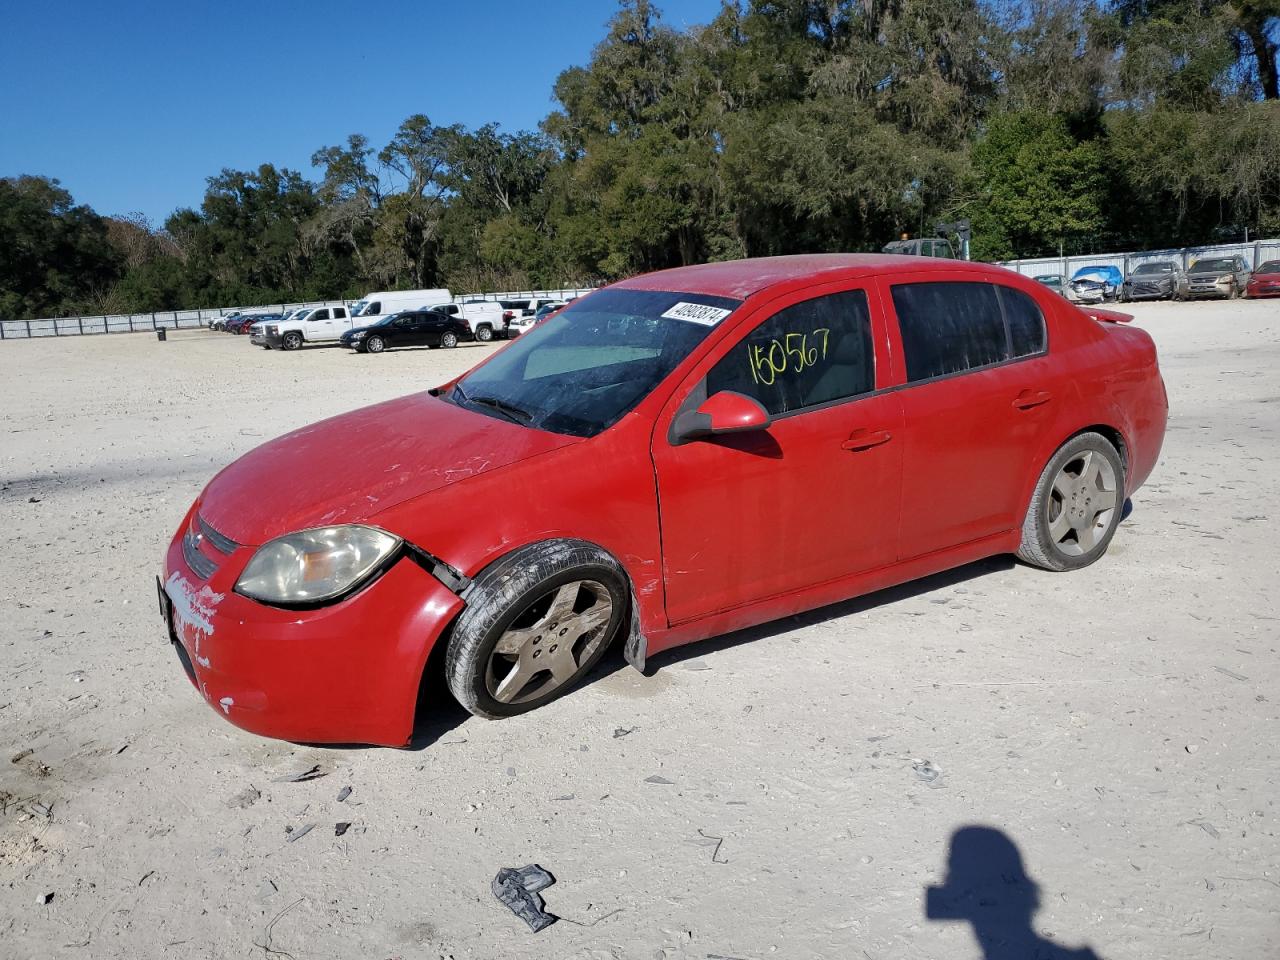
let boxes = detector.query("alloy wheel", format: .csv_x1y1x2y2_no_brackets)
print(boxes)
485,580,613,705
1047,450,1119,556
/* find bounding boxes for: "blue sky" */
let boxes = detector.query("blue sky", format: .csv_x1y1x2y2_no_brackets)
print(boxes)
1,0,723,224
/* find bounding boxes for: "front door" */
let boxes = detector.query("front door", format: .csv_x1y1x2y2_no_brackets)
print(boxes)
652,284,903,625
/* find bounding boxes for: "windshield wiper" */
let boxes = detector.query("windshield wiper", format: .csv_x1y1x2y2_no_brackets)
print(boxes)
468,393,534,423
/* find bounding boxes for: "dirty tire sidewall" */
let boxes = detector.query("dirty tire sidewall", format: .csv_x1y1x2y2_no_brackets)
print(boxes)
1016,431,1125,572
445,540,628,719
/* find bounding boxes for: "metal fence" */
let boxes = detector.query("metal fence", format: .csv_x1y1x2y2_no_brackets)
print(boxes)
997,238,1280,280
0,287,599,340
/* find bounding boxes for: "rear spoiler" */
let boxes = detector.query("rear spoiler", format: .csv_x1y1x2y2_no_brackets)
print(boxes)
1085,307,1134,324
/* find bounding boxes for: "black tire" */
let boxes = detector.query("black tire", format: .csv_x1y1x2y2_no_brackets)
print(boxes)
1017,432,1125,572
366,335,385,353
444,540,628,719
441,331,459,349
282,331,303,351
475,324,493,342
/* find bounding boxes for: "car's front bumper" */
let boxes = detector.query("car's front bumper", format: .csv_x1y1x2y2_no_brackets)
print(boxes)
1185,279,1234,298
160,513,464,746
1123,283,1174,300
1247,282,1280,298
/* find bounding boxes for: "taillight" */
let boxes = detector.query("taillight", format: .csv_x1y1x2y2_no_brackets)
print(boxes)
502,310,515,321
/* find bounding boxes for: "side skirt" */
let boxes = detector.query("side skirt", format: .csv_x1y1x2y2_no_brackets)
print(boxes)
643,531,1019,660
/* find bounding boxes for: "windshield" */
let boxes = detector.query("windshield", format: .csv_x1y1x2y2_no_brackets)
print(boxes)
1193,258,1235,273
453,288,741,438
1133,262,1173,274
1034,275,1061,283
369,312,401,326
350,300,371,317
1257,261,1280,274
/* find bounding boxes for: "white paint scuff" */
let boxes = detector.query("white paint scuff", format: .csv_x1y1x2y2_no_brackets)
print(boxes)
218,697,234,714
165,571,225,668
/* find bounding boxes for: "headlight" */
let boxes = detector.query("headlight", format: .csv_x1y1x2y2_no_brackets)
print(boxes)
1219,275,1233,282
352,330,367,338
236,525,402,605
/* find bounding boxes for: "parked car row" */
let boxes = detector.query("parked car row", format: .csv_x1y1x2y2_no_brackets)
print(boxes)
207,291,583,352
1038,256,1277,303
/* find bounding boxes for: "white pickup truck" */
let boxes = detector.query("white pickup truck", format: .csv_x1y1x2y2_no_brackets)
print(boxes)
255,305,352,350
426,301,507,341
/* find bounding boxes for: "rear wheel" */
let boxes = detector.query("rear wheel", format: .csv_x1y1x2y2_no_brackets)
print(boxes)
1017,432,1125,572
282,331,303,351
475,324,493,342
444,540,628,718
366,335,385,353
441,331,459,348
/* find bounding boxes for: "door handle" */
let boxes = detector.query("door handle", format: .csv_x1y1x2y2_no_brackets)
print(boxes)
842,429,892,451
1012,389,1052,410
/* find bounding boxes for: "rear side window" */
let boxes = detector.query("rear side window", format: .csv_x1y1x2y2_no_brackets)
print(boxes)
997,286,1046,358
891,282,1045,382
706,290,874,417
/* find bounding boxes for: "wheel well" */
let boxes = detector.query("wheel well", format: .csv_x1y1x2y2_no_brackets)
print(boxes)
409,537,639,726
1074,424,1128,473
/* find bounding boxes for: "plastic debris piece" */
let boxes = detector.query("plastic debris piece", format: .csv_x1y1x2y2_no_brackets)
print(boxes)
38,892,54,905
613,727,635,739
492,864,558,932
335,822,351,837
912,760,942,783
645,775,675,785
285,823,315,843
336,786,352,802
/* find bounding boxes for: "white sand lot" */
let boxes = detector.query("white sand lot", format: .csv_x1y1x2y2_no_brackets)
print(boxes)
1,298,1277,959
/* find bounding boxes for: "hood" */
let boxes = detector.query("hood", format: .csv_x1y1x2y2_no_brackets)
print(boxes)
198,392,578,544
1187,266,1234,278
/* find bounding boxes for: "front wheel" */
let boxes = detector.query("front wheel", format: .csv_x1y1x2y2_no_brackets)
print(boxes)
282,331,303,351
444,540,628,718
1017,432,1125,572
440,331,459,348
366,335,385,353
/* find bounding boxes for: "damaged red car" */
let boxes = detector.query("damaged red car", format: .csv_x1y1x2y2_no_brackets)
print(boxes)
160,255,1168,746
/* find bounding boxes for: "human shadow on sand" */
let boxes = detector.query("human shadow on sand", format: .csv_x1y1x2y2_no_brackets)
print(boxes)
926,826,1103,960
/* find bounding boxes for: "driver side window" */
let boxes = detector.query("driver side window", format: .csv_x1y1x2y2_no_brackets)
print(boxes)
706,289,875,417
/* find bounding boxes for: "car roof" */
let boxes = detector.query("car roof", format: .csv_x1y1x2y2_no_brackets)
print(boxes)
613,254,1012,300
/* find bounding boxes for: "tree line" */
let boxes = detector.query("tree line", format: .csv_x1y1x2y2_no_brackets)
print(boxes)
3,0,1278,321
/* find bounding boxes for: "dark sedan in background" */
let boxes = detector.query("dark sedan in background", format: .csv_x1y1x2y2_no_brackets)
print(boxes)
1185,255,1251,299
1245,260,1280,298
1121,261,1187,301
340,310,474,353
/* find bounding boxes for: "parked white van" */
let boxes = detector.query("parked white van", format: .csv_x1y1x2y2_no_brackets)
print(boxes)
349,289,451,323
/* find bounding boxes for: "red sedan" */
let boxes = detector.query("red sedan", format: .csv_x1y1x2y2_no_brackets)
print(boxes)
160,255,1167,746
1246,260,1280,298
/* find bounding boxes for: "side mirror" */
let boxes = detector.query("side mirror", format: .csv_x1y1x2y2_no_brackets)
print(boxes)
671,390,771,445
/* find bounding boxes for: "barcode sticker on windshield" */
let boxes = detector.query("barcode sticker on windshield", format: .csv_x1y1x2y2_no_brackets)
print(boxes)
661,302,732,326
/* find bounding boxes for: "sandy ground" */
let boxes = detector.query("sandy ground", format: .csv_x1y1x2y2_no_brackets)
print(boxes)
1,299,1277,960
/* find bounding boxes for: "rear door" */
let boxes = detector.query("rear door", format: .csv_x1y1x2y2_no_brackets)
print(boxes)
652,282,903,624
881,275,1056,560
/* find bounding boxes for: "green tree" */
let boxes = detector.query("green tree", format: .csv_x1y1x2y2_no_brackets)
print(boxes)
0,176,122,320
